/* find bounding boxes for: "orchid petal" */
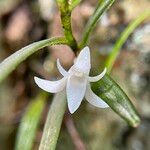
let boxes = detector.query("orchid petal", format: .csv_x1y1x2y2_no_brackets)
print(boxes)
88,68,107,82
85,83,109,108
73,46,91,74
66,76,87,113
34,76,66,93
57,59,68,77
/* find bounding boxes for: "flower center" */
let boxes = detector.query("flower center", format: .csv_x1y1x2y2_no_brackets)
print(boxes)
74,71,84,77
69,66,85,77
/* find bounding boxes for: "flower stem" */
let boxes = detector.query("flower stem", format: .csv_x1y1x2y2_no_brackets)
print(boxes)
56,0,78,52
80,0,115,48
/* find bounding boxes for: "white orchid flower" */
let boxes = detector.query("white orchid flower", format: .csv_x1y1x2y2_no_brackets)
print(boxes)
34,46,109,113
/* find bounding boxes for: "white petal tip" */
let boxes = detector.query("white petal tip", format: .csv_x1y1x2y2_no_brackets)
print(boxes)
68,105,78,114
56,59,60,68
34,76,66,93
34,76,45,89
102,67,107,77
68,101,80,114
84,46,89,49
69,109,75,114
82,46,90,54
100,104,109,108
56,58,68,76
88,67,107,82
56,58,60,63
90,99,109,108
85,83,109,108
34,76,40,84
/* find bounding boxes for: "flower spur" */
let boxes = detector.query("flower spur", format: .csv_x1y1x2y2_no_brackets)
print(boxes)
34,46,109,113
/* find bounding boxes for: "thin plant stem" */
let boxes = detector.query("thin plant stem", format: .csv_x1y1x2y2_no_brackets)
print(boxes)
68,0,81,11
56,0,78,51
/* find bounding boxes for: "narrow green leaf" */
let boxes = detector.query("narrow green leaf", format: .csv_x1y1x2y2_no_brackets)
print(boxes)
80,0,115,48
105,10,150,73
0,37,68,83
39,92,67,150
92,74,140,127
15,92,48,150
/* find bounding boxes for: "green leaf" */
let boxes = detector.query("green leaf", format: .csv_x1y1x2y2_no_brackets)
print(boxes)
80,0,115,48
0,37,68,83
105,10,150,73
39,92,67,150
92,74,140,127
15,92,48,150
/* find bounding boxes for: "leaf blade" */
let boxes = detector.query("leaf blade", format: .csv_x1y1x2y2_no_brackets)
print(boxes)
92,74,140,127
39,92,67,150
80,0,115,48
105,10,150,73
0,37,68,83
15,92,48,150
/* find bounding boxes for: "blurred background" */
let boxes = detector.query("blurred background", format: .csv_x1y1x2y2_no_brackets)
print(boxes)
0,0,150,149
